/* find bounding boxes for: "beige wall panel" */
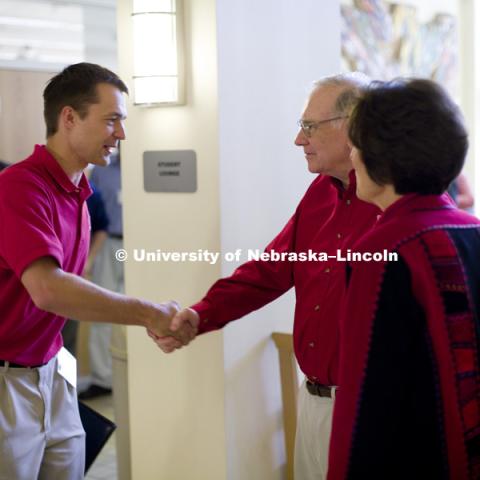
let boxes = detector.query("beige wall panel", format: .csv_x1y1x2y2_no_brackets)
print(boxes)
117,0,227,478
0,69,53,164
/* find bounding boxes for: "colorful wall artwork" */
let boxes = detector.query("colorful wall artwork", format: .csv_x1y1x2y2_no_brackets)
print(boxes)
341,0,458,95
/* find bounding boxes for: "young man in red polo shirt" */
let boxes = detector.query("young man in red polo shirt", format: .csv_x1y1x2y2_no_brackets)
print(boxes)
0,63,193,480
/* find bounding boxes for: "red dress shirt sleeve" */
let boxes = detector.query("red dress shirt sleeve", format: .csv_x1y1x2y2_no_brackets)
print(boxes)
193,210,299,334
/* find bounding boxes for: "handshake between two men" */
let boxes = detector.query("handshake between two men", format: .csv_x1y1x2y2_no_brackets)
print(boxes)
148,303,201,353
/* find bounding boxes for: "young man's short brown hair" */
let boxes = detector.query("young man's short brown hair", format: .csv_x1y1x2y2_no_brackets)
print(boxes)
43,62,128,137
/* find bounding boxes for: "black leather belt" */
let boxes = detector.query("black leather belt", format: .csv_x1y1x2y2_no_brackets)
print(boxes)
306,380,335,398
0,360,45,369
109,233,123,240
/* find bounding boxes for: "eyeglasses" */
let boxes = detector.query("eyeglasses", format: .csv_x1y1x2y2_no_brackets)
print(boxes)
297,116,348,138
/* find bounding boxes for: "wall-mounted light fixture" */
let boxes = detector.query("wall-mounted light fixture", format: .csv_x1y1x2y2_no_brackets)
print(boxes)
132,0,185,106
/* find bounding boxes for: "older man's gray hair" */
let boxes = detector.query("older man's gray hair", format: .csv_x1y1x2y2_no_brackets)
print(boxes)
313,72,371,115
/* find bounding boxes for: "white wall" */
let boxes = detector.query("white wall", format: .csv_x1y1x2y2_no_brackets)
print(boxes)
118,0,227,478
216,1,340,478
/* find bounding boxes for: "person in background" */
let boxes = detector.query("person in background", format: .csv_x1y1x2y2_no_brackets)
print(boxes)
61,182,109,356
77,149,132,479
83,182,110,281
328,79,480,480
0,62,192,480
151,72,380,480
448,172,474,211
79,152,122,399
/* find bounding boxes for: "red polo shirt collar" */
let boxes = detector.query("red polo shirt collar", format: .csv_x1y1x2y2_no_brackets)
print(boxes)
33,144,92,201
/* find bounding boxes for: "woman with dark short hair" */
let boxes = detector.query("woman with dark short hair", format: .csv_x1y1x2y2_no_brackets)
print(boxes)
327,79,480,480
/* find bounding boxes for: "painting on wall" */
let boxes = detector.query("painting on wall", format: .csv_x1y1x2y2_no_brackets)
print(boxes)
341,0,458,96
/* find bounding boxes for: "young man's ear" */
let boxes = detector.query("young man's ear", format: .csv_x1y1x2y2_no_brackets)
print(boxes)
58,106,77,132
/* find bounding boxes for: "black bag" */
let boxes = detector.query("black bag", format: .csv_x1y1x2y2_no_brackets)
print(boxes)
78,400,117,473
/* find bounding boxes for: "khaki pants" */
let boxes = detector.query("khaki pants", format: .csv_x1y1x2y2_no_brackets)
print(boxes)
294,380,336,480
0,355,85,480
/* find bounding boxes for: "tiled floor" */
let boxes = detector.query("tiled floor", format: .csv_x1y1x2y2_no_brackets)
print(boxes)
82,394,118,480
